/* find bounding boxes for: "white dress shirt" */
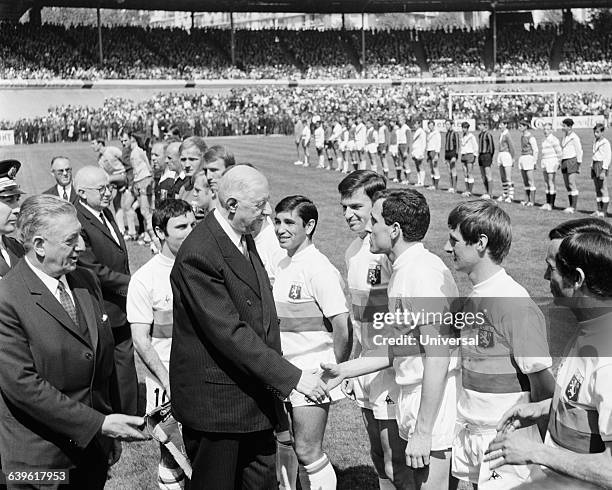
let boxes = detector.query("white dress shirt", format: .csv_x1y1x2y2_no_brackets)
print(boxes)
80,201,120,245
25,256,75,305
212,208,246,255
57,184,72,201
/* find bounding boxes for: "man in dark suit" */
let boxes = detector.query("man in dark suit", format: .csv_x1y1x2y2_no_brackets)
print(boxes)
43,156,78,204
170,165,329,489
0,195,148,490
0,159,25,278
73,166,138,415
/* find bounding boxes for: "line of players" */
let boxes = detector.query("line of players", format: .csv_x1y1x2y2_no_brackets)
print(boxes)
294,115,612,217
127,145,611,489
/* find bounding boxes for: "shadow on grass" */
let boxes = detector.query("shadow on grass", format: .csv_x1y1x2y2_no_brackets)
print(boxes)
336,465,379,489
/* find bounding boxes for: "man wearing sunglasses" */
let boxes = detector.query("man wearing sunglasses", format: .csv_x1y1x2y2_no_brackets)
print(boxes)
43,156,78,204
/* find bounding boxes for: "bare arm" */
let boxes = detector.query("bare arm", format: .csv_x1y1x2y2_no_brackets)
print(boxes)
130,322,170,397
329,312,352,363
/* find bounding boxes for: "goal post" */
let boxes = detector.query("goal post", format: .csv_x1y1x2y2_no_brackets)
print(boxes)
448,91,558,128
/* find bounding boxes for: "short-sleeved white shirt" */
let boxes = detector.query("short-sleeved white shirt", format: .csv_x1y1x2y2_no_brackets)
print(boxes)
274,244,349,369
458,269,553,427
254,218,286,284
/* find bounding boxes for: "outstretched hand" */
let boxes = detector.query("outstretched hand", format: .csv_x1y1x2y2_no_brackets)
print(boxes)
320,362,344,391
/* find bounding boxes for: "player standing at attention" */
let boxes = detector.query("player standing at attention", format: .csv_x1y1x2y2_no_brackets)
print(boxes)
425,120,441,190
560,117,583,214
477,120,495,200
347,117,358,172
293,114,304,165
377,118,390,178
496,120,516,203
444,120,461,193
324,118,335,170
590,123,611,217
411,120,427,187
299,116,311,167
518,119,539,207
397,116,412,184
355,116,367,170
273,195,351,490
460,122,478,197
338,171,401,490
313,116,326,169
127,199,196,490
339,117,350,173
444,200,555,489
540,122,562,211
366,120,379,173
323,189,460,489
388,121,400,183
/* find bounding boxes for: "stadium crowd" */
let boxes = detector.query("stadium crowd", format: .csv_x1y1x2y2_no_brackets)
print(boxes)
3,85,611,145
2,21,612,80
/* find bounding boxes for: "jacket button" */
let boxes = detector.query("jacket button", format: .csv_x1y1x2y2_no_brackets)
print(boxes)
84,353,93,360
246,300,252,306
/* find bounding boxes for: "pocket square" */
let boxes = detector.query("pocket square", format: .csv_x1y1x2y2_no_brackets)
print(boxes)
101,314,108,322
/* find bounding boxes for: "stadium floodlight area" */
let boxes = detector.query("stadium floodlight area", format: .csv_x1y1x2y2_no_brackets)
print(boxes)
448,91,559,127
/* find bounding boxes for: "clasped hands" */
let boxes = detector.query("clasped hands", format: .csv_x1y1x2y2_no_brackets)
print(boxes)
294,363,345,404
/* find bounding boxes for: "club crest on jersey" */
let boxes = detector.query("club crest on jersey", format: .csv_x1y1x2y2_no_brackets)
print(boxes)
385,395,395,405
478,328,494,348
367,264,382,285
565,372,584,402
288,283,302,300
489,470,502,480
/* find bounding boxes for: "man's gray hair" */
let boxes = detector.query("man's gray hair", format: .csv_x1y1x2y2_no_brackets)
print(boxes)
216,165,265,210
18,195,77,251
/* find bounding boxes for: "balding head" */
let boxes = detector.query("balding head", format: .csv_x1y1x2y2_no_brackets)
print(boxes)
217,166,271,234
166,142,181,173
74,166,112,211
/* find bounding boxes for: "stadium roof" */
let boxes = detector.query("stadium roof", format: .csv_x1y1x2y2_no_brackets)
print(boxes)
2,0,611,21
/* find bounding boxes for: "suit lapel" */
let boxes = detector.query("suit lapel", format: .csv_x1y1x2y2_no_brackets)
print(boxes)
78,203,123,249
103,209,128,251
72,286,98,351
19,261,92,348
246,235,271,332
206,214,260,297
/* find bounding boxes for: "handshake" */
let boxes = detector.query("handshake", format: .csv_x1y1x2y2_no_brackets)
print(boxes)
295,363,345,404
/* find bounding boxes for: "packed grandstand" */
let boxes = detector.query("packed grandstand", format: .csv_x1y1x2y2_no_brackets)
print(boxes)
1,21,612,80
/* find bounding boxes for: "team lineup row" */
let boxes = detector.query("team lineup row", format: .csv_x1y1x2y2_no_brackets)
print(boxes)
293,116,612,217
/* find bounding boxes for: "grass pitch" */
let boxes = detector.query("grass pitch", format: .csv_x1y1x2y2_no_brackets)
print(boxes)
0,132,600,489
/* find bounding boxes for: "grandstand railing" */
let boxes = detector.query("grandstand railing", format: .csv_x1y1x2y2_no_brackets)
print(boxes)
1,73,612,89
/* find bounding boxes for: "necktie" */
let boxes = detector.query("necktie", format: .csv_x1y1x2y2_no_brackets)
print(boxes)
62,187,68,201
240,235,250,260
57,281,78,326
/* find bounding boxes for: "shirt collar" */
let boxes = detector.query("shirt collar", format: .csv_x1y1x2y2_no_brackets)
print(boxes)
25,256,67,295
472,268,506,293
57,184,70,195
212,208,243,250
393,242,425,270
80,201,105,222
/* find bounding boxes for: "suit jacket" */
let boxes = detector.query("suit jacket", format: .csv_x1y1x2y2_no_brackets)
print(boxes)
0,260,118,471
75,201,130,328
43,184,79,204
170,212,301,433
0,235,24,277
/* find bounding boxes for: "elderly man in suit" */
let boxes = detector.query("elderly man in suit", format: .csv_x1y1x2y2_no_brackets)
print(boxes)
0,195,148,490
73,166,138,415
170,165,329,489
43,156,78,204
0,159,25,278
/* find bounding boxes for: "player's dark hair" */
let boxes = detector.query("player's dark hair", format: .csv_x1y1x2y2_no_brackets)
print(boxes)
153,199,193,236
374,189,430,242
556,232,612,297
95,138,106,146
128,132,147,151
338,170,386,201
448,200,511,264
461,122,470,129
562,118,574,127
594,123,606,132
275,195,318,238
204,145,236,168
549,218,612,240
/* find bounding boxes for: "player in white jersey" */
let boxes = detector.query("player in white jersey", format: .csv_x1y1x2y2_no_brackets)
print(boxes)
496,120,516,203
560,117,584,214
539,122,562,211
426,120,441,190
444,200,555,489
324,189,460,489
518,119,539,207
355,116,367,169
313,117,326,169
293,114,304,165
299,116,311,167
366,120,379,172
411,120,427,187
346,118,357,171
377,118,390,177
338,171,400,490
273,195,351,490
127,200,196,490
460,122,478,197
397,116,412,184
339,117,351,173
486,220,612,489
590,123,611,217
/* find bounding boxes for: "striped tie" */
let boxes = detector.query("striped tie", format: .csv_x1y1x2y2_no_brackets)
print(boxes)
57,281,78,326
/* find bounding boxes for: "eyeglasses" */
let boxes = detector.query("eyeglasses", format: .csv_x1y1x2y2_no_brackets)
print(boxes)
53,168,72,174
82,185,113,195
